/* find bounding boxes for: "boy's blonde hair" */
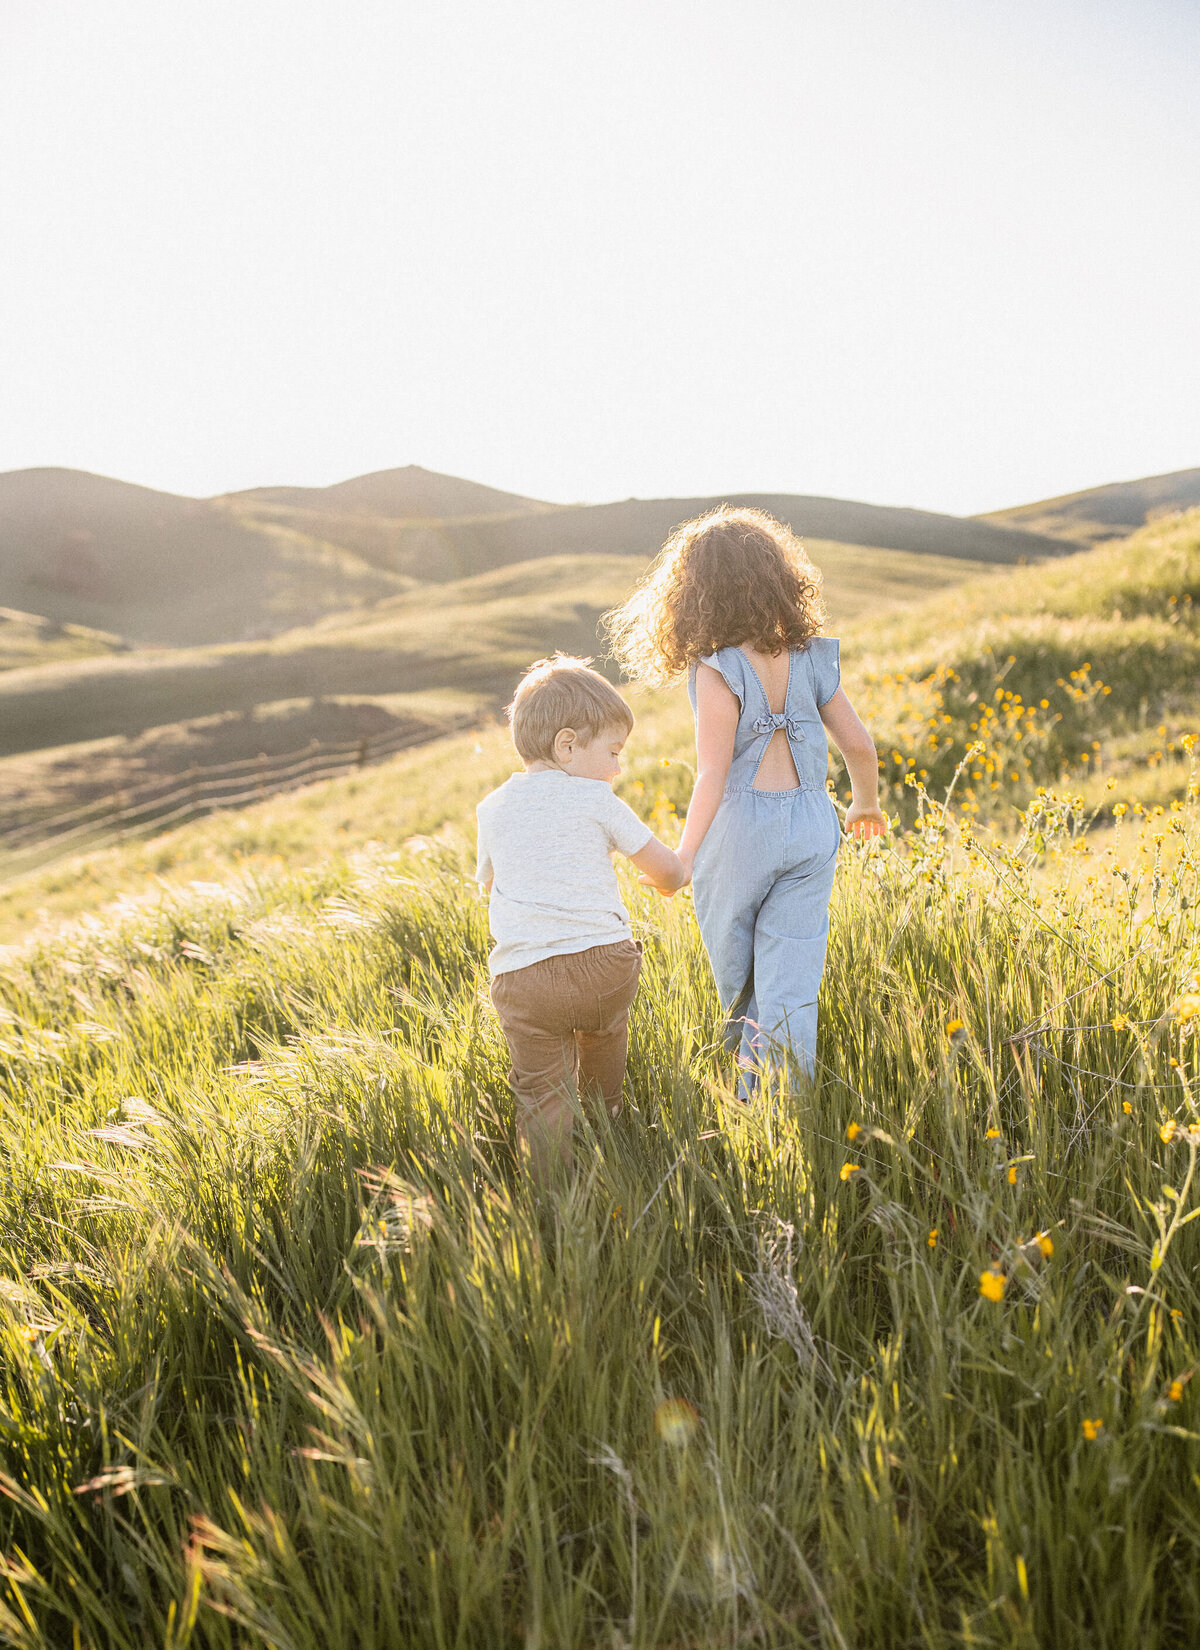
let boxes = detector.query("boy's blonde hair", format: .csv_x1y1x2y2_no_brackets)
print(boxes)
602,505,825,685
507,654,634,764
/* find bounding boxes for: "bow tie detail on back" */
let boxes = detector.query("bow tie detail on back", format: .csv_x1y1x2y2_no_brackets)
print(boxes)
751,711,806,742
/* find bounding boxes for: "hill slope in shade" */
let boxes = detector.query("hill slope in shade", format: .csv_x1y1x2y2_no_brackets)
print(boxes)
231,481,1074,583
978,464,1200,543
224,463,555,519
0,468,410,646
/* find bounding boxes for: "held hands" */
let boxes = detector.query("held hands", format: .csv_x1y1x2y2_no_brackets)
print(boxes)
844,802,889,839
637,848,694,897
631,839,692,897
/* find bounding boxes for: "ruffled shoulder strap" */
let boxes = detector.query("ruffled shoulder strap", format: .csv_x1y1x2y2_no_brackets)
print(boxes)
692,647,753,714
802,636,841,707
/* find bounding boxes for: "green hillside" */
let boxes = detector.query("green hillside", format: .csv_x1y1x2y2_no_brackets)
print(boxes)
979,463,1200,544
0,602,1197,1643
846,507,1200,824
0,468,410,646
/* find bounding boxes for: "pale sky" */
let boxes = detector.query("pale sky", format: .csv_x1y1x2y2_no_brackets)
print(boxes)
1,0,1198,516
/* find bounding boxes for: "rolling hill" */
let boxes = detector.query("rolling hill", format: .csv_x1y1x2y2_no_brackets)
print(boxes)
2,464,1072,653
978,463,1200,543
0,604,126,672
226,476,1074,584
0,537,1014,766
1,508,1196,927
0,468,410,647
225,462,555,519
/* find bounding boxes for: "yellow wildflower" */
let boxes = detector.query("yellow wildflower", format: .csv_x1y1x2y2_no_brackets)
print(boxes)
986,1127,1003,1140
1112,1014,1130,1031
979,1268,1006,1303
1007,1165,1018,1185
1169,1380,1185,1403
945,1019,965,1039
1173,993,1200,1023
927,1229,938,1249
15,1324,38,1345
840,1163,861,1182
1122,1101,1132,1115
1161,1121,1179,1144
1081,1418,1103,1441
1037,1232,1054,1258
846,1122,861,1141
1171,1308,1184,1326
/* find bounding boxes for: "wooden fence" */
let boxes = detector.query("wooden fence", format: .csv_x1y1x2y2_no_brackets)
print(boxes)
0,718,467,886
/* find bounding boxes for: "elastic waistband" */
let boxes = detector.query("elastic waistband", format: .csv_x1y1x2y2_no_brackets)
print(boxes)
725,782,823,798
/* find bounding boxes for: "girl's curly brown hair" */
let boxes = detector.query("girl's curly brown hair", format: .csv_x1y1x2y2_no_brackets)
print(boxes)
602,505,826,685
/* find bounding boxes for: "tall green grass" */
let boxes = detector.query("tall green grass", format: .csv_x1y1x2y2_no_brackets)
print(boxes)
1,779,1199,1645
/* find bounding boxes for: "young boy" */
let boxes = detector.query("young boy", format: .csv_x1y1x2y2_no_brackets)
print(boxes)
477,654,684,1180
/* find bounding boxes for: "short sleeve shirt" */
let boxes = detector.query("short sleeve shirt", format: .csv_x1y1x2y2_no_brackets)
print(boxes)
476,770,653,976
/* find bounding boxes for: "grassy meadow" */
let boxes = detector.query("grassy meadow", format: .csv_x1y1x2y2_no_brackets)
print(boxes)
1,514,1199,1646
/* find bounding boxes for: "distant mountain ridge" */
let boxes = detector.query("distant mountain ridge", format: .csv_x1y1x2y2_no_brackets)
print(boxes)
225,463,555,520
0,467,408,647
978,465,1200,543
1,462,1079,649
222,473,1074,584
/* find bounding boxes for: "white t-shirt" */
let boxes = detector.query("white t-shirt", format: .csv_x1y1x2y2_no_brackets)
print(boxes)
475,769,653,976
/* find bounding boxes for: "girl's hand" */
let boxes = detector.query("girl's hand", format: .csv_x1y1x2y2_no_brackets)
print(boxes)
643,847,693,896
638,858,692,896
844,803,888,839
631,839,688,896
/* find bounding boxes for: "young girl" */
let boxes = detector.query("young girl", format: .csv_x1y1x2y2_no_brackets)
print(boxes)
605,505,885,1089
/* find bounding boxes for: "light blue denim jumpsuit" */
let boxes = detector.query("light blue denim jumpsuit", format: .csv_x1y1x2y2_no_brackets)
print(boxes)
687,638,842,1085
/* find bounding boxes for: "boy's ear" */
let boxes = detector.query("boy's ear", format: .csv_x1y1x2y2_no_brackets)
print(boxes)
553,727,577,759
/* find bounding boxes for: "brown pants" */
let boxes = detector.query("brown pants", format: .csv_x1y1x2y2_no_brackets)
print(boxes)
490,940,643,1180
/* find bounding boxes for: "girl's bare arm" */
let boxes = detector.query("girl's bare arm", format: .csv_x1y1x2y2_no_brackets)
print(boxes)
677,664,739,876
819,688,887,835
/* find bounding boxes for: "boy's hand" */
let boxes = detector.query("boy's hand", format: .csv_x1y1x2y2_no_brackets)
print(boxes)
845,803,888,839
641,846,694,896
630,838,687,896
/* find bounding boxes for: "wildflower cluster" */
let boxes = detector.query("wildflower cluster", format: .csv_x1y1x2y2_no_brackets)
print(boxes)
854,656,1115,825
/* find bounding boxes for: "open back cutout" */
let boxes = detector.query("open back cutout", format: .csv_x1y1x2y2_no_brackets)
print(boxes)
737,647,801,791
